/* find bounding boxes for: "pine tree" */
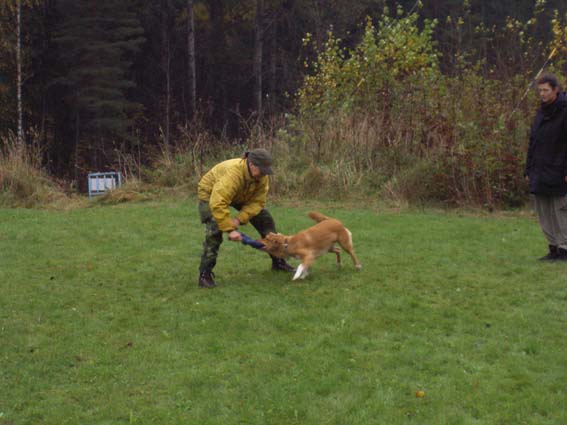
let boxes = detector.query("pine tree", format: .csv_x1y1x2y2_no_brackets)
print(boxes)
50,0,144,172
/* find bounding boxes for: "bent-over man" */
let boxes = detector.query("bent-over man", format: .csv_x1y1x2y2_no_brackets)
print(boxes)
197,148,295,287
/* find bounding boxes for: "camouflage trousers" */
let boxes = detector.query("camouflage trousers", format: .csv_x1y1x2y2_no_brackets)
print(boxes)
198,201,277,272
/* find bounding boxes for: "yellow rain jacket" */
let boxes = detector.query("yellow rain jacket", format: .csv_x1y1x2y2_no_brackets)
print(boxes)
197,158,269,232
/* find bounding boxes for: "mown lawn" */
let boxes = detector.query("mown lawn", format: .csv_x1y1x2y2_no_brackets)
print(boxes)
1,200,566,425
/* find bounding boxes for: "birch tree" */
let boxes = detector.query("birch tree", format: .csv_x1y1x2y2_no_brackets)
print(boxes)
0,0,40,147
253,0,264,118
16,0,22,146
160,0,172,150
187,0,196,123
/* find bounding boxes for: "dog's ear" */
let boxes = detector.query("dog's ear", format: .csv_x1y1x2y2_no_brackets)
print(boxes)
258,234,273,248
267,233,279,241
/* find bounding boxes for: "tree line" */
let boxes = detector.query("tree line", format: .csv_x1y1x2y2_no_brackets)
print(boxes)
0,0,566,187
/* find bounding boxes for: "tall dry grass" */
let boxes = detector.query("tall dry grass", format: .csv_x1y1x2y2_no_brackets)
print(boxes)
0,132,79,208
65,88,533,209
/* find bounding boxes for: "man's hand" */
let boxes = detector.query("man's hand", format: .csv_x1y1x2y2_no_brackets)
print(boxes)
231,218,240,229
228,230,242,242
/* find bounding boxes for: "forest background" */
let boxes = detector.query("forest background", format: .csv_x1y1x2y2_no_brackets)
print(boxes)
1,0,567,209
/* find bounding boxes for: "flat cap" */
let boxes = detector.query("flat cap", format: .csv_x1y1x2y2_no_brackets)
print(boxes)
248,148,273,175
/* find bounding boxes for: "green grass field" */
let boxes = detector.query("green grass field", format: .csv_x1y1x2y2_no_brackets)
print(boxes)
1,200,566,425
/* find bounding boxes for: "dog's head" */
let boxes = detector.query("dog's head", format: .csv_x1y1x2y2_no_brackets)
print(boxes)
260,232,288,258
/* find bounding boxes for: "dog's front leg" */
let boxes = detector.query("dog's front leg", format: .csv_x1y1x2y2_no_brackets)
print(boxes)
292,264,308,280
330,247,342,267
292,253,313,281
292,265,302,280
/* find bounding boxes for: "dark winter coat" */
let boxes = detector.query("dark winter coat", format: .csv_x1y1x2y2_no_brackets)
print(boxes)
525,92,567,196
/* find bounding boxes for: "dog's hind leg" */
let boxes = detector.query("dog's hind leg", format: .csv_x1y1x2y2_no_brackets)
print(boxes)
347,249,362,270
338,229,362,270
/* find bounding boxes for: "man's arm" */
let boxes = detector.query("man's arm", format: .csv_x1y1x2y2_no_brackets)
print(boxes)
227,219,242,241
209,172,242,233
235,179,269,225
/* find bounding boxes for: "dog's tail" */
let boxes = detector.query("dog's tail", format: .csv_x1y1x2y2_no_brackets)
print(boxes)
308,211,331,222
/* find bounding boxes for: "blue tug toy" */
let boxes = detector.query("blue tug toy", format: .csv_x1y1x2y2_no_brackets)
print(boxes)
238,231,265,250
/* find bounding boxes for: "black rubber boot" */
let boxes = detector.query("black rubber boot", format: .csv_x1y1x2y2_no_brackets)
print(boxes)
271,257,296,272
198,270,217,288
539,245,558,261
555,247,567,261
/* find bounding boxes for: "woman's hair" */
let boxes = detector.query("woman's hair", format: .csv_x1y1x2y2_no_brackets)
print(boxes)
536,73,561,90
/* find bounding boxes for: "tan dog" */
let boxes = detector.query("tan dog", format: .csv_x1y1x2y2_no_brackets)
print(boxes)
260,211,361,280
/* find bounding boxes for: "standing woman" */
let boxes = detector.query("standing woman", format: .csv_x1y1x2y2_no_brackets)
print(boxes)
525,73,567,261
197,148,295,287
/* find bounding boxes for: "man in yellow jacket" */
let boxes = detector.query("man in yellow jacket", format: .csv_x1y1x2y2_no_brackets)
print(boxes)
197,148,295,288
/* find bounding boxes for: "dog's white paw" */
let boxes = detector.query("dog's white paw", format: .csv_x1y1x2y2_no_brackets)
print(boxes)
292,264,310,280
355,264,362,271
293,264,305,281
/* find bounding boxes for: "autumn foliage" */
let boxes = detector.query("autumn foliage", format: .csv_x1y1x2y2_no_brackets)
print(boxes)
279,5,567,207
